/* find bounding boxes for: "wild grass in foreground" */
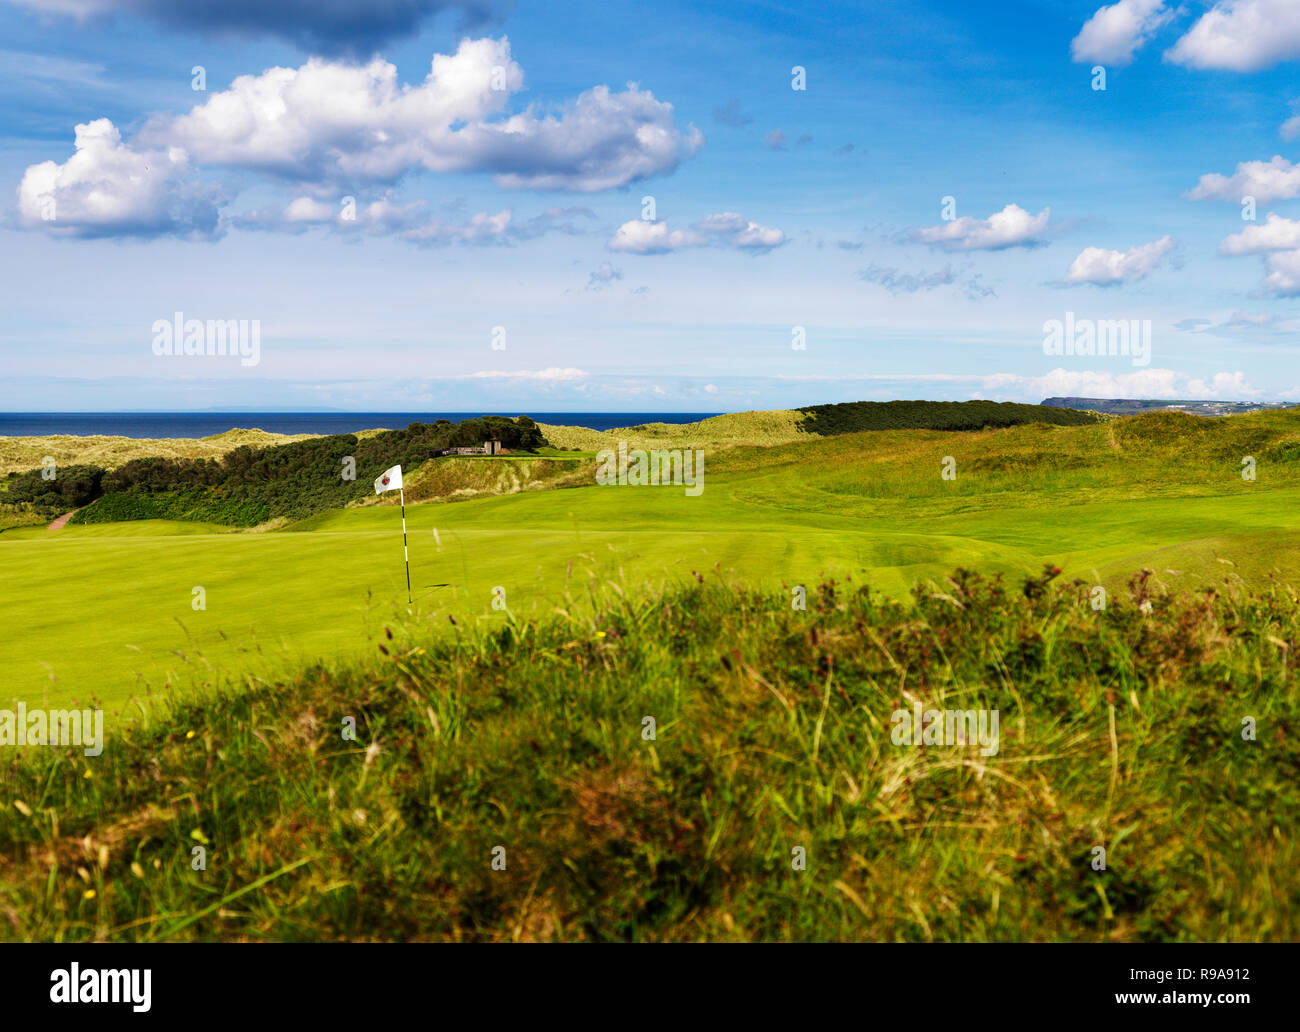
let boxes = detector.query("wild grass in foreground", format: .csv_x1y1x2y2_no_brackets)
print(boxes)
1,568,1296,942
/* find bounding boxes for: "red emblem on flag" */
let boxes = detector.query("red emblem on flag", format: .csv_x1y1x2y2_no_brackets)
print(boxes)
382,476,389,486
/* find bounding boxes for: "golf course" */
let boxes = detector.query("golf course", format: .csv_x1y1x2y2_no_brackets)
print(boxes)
2,403,1298,941
3,404,1298,719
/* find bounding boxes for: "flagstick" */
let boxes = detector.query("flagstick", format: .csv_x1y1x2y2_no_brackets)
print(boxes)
400,487,411,604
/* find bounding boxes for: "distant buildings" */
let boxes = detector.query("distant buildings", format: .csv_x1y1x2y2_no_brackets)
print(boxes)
1042,397,1297,418
438,439,504,456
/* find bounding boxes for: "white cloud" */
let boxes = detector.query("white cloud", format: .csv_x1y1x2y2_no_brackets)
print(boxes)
15,118,222,239
142,39,701,192
1219,213,1300,254
1188,156,1300,202
282,196,339,223
1262,250,1300,295
607,212,784,254
1071,0,1172,66
1217,215,1300,295
695,212,785,250
607,219,704,254
1166,0,1300,72
914,203,1051,251
18,38,703,238
1064,235,1175,285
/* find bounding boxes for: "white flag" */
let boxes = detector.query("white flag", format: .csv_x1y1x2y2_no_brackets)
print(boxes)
374,464,403,494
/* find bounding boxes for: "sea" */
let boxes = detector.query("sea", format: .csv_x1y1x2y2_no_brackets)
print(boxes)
0,412,724,439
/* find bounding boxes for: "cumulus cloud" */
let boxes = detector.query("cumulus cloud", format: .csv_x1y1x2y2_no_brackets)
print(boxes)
137,39,702,192
1063,235,1175,285
1219,213,1300,254
1071,0,1172,66
1166,0,1300,72
914,203,1051,251
1261,250,1300,296
234,194,426,234
9,0,502,57
16,39,702,238
1217,214,1300,295
607,212,784,254
15,118,223,239
1188,156,1300,202
607,219,703,254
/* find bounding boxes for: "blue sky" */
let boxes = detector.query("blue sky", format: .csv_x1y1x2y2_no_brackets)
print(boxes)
3,0,1300,412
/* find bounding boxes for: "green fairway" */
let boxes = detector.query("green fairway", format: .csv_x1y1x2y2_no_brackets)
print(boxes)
4,410,1300,718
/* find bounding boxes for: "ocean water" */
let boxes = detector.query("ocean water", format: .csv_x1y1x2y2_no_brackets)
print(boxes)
0,412,724,439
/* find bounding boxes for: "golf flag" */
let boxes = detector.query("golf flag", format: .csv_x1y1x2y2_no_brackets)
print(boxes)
374,465,411,603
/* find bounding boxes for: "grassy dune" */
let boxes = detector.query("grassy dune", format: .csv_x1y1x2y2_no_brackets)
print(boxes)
536,409,812,451
1,573,1295,942
397,454,591,504
0,428,317,478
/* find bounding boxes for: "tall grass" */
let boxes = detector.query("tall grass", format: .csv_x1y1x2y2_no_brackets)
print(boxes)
2,567,1295,942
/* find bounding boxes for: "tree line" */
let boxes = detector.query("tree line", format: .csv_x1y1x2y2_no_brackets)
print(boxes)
4,416,548,525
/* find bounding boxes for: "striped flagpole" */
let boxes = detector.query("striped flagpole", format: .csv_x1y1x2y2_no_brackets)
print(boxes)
400,487,411,604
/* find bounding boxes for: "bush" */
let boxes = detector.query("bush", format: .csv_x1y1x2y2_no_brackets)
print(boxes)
4,464,105,517
796,400,1100,435
65,416,552,527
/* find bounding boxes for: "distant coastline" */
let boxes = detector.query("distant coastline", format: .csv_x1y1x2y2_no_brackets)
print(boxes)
1041,397,1297,417
0,412,724,439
